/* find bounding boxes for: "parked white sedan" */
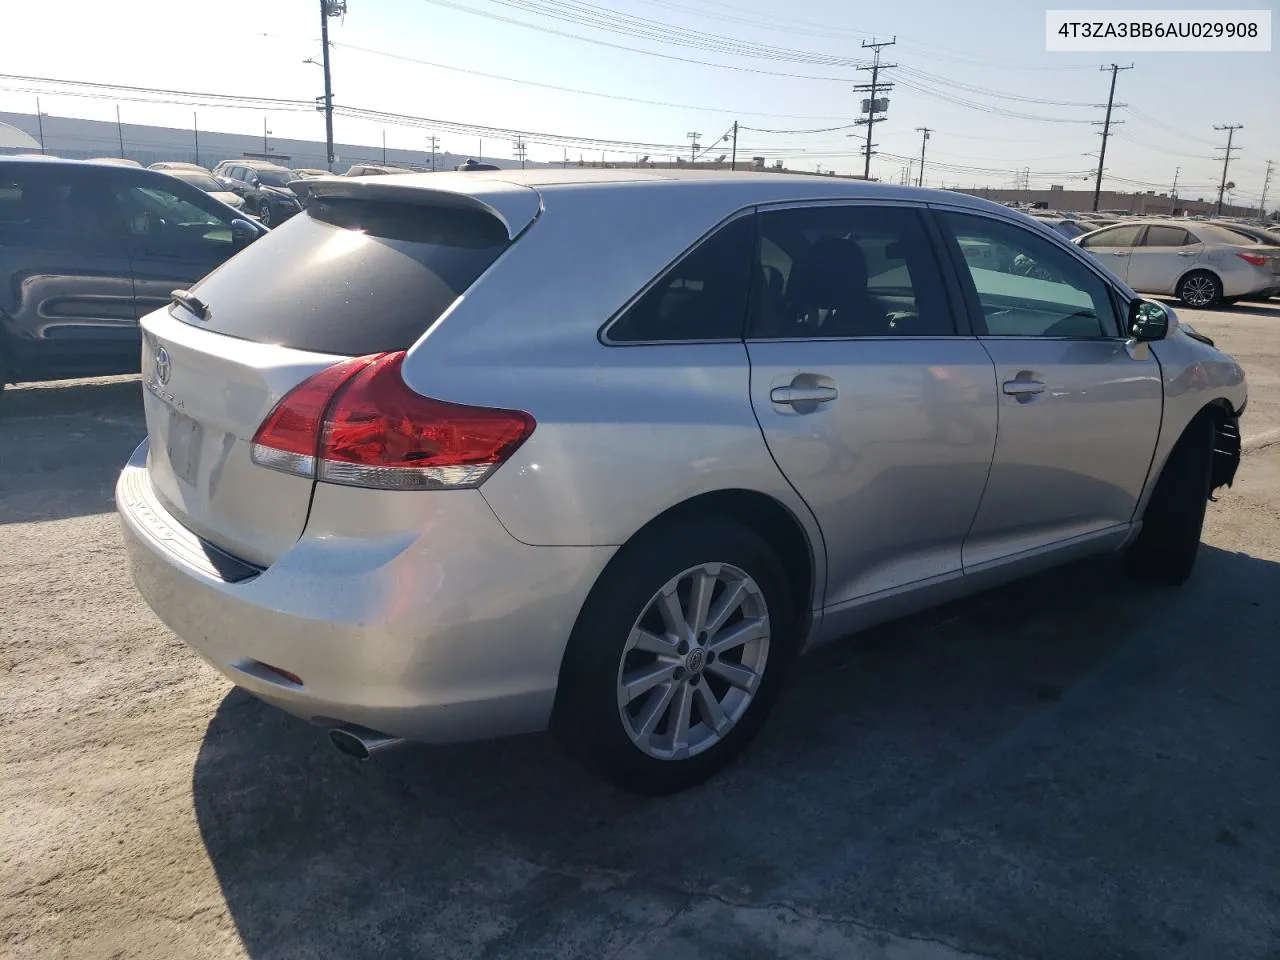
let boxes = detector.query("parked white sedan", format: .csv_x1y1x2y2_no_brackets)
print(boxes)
1075,220,1280,307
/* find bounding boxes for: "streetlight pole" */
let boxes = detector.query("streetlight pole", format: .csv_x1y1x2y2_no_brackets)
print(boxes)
36,97,45,154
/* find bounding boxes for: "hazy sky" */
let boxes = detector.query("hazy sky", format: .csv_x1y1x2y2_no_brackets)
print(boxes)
1,0,1275,204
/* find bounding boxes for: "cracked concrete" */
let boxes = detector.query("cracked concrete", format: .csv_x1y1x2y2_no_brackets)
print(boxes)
3,300,1280,959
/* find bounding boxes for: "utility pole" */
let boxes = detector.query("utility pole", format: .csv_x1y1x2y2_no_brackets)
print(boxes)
1256,159,1272,218
263,117,270,155
193,112,200,166
35,97,45,154
730,121,738,171
1214,124,1243,215
318,0,344,172
513,137,527,169
1170,165,1179,213
382,130,386,164
478,137,483,161
116,105,125,159
1092,63,1132,211
852,37,896,180
427,135,438,171
687,131,701,163
915,126,932,187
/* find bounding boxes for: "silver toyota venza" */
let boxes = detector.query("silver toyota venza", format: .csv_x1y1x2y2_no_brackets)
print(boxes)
117,171,1247,793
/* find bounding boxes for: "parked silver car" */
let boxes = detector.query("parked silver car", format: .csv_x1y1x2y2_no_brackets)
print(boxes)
1076,219,1280,306
116,172,1246,793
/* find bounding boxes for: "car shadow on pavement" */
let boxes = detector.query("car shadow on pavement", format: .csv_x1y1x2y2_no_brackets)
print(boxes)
192,545,1280,960
0,378,144,524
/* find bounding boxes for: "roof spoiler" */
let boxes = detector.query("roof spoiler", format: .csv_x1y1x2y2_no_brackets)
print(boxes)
288,176,540,241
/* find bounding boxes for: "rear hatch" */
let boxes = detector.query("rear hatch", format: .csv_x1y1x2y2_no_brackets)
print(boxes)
139,175,540,567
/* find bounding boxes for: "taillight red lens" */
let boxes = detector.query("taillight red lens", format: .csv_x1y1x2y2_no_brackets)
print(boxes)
318,353,536,490
249,355,381,477
250,351,535,490
1236,251,1270,267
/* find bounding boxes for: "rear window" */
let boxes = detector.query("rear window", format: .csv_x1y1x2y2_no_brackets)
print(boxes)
180,198,511,355
1199,224,1258,246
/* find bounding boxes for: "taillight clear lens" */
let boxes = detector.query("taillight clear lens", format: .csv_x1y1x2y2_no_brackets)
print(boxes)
250,355,380,476
318,353,536,490
249,351,535,490
1236,251,1270,266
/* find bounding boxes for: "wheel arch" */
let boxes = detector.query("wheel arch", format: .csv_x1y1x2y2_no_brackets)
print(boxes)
1141,398,1239,519
555,488,820,699
1175,267,1222,302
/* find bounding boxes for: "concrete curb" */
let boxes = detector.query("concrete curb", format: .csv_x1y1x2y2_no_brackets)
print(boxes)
1243,428,1280,454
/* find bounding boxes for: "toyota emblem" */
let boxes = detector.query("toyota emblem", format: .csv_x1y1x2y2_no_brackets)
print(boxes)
154,346,172,385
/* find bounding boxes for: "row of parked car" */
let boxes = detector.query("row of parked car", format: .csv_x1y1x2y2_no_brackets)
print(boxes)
1017,209,1280,306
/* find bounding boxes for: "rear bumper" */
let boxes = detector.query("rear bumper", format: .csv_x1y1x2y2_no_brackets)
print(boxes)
116,440,614,743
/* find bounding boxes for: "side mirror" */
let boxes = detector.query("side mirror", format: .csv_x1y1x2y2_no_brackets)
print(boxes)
230,218,261,246
1128,298,1169,342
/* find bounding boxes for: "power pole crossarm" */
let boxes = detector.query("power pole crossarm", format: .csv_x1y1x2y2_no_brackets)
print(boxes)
1092,63,1132,212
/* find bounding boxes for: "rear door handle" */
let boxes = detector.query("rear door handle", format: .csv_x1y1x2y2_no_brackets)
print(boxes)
1177,250,1197,257
1002,379,1046,397
771,385,839,405
1109,251,1129,257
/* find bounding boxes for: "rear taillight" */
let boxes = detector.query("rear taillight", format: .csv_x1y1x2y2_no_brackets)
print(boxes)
250,352,535,490
1236,251,1271,267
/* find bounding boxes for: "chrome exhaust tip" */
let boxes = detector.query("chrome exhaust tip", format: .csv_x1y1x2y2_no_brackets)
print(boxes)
328,725,405,761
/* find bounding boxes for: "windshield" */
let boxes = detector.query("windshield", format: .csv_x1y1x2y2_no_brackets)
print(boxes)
256,170,294,188
177,173,225,192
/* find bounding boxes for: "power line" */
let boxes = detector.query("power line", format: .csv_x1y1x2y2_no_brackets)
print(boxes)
330,41,850,119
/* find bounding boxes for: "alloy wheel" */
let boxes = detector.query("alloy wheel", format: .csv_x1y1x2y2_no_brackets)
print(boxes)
616,562,770,760
259,202,273,228
1182,275,1215,307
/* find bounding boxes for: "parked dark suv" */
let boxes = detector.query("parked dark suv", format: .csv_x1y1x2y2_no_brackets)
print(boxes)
0,158,263,387
211,160,302,227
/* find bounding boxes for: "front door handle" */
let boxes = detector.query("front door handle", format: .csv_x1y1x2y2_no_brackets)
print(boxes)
1109,251,1130,257
771,385,839,405
1002,379,1046,397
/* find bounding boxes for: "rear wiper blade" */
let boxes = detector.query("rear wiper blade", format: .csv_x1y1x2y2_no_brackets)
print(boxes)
170,289,209,321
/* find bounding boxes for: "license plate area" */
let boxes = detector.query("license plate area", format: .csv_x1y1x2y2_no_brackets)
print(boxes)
166,409,204,486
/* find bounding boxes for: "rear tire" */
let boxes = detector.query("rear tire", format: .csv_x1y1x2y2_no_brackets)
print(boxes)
1177,270,1222,308
1125,414,1214,586
557,519,796,794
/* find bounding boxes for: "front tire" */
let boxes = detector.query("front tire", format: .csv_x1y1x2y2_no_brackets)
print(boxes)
1125,414,1214,585
557,519,796,794
258,201,273,228
1177,270,1222,308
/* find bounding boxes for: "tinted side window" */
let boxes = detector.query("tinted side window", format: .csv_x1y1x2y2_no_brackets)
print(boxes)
940,212,1121,339
1079,224,1143,248
749,204,954,339
113,179,235,255
0,167,132,252
608,216,753,343
1142,226,1190,247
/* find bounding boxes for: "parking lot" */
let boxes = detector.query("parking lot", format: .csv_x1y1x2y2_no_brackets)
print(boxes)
2,300,1278,960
